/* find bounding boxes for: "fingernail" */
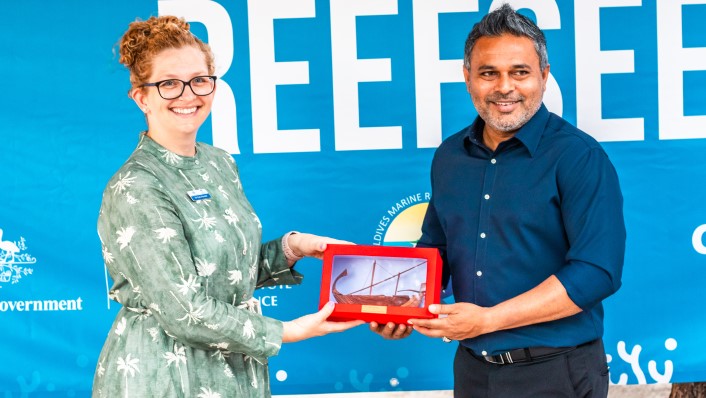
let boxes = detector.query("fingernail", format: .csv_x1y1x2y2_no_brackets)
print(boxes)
326,301,334,309
428,305,437,312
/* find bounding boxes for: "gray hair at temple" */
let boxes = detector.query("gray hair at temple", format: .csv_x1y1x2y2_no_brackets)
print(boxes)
463,3,549,71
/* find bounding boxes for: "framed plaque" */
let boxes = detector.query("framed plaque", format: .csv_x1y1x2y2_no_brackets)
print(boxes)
319,244,442,324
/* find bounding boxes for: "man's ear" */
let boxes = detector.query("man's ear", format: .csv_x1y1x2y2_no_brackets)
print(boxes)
462,66,472,94
541,64,551,93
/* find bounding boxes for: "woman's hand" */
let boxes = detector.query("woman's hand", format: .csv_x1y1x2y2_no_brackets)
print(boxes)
287,232,353,259
282,302,364,343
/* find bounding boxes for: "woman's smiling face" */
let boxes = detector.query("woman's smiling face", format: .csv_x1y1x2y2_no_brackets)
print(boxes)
136,45,215,139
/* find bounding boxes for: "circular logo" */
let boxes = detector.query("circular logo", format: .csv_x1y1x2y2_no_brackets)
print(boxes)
373,193,430,247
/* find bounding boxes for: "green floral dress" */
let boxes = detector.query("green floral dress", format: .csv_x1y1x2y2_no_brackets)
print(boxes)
93,133,302,398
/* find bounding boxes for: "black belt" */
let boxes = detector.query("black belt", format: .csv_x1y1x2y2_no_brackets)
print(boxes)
464,342,588,365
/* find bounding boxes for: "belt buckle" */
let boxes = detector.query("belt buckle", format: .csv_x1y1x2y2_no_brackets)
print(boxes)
484,352,513,365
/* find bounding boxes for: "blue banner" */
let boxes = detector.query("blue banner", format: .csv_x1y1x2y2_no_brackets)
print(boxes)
2,0,706,396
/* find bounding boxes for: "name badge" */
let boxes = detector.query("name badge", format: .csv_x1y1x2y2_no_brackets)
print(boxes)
187,189,211,201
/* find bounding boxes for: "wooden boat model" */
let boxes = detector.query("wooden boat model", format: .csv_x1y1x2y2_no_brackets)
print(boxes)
332,260,426,307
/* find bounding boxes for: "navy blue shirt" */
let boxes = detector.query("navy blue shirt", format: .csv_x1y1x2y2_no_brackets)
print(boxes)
418,105,625,356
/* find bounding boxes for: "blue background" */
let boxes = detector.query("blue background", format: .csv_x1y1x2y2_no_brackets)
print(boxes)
1,0,705,396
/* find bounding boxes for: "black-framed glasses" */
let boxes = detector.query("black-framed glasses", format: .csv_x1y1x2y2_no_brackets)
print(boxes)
141,75,217,100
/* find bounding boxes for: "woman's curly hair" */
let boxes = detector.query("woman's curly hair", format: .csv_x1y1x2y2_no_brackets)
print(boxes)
118,15,215,90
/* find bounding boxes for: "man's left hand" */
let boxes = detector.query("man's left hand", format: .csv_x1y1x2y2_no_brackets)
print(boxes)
409,302,493,341
369,321,413,340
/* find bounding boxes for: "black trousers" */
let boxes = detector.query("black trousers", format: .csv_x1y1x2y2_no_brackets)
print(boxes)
453,339,609,398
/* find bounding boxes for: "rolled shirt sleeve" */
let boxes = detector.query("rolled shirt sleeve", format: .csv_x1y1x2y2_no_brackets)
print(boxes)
554,147,626,310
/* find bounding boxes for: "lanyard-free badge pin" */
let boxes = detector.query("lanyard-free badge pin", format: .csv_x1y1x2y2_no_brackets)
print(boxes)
187,188,211,201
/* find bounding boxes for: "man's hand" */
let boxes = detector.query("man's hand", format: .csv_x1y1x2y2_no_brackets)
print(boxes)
409,302,493,341
369,321,413,340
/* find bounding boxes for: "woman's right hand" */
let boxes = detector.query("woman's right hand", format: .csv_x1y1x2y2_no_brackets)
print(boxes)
282,302,364,343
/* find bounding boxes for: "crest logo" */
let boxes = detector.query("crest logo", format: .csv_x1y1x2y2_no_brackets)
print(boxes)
373,192,430,247
0,228,36,287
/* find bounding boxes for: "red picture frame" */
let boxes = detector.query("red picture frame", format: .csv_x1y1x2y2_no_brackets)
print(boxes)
319,244,442,324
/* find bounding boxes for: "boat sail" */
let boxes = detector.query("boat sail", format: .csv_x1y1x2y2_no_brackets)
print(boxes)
332,259,426,307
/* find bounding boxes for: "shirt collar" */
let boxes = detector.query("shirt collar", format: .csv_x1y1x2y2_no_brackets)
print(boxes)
464,104,549,157
136,132,204,169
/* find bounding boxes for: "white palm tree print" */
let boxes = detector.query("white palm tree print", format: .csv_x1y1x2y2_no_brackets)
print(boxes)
111,171,137,194
214,231,225,243
102,246,114,264
116,227,135,250
195,257,216,297
210,342,229,351
176,274,200,296
147,327,159,342
116,353,140,397
116,226,141,269
197,387,222,398
242,319,255,339
221,156,240,185
154,207,175,243
154,227,177,243
159,148,182,165
217,185,228,199
249,262,257,280
125,193,139,204
223,209,238,225
164,344,187,392
192,210,217,230
223,209,247,255
195,258,216,277
97,360,106,377
115,317,127,336
175,301,205,325
228,269,242,285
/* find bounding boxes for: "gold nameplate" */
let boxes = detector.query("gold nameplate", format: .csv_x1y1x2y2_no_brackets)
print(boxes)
361,305,387,314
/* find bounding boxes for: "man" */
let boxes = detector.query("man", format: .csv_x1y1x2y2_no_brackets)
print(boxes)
373,4,626,397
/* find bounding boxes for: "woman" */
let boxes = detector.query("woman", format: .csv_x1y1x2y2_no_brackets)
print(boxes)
94,15,362,397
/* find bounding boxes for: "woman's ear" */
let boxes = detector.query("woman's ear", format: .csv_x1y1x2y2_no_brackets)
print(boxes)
130,88,148,113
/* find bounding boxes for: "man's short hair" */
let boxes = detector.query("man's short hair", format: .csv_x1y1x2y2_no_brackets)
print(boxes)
463,3,548,71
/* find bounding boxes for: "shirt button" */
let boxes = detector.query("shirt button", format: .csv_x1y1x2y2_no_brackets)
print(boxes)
481,350,488,356
480,232,486,239
484,194,490,200
195,160,200,165
476,271,482,277
490,159,497,164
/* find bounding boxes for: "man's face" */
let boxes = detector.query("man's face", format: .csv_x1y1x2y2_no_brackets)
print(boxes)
464,34,549,137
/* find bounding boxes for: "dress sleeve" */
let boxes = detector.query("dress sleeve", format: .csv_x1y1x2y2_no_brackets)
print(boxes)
255,237,304,288
99,168,285,361
554,147,626,310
